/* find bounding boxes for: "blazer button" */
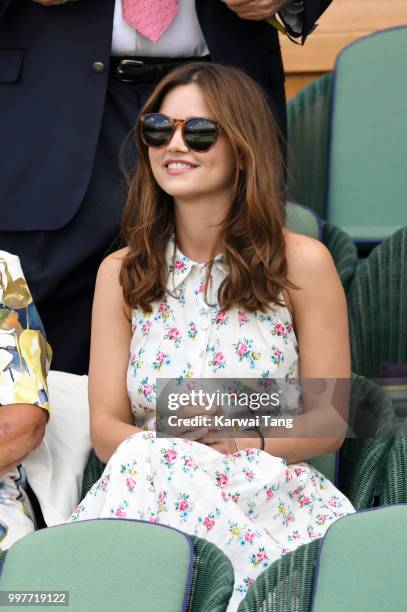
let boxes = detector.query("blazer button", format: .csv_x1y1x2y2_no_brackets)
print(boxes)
92,61,105,74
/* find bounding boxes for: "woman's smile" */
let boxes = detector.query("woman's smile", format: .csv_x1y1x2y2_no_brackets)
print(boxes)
164,158,199,175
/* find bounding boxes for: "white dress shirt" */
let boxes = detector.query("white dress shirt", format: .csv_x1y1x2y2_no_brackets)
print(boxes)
111,0,304,58
111,0,209,57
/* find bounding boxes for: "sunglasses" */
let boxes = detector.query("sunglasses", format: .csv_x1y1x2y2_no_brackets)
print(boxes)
140,113,221,152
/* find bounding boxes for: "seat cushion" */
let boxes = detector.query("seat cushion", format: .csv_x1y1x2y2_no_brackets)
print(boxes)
0,520,195,612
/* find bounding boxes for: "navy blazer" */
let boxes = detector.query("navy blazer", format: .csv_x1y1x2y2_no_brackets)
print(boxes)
0,0,331,231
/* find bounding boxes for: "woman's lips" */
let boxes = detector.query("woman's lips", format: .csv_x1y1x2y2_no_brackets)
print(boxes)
165,161,198,175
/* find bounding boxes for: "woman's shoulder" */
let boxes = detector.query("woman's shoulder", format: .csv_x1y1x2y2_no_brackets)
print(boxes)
97,247,129,280
283,229,336,287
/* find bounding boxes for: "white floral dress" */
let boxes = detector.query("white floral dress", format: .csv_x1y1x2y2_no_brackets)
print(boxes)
71,239,354,610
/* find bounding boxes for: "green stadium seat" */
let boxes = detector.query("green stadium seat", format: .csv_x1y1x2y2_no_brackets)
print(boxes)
327,27,407,244
0,520,234,612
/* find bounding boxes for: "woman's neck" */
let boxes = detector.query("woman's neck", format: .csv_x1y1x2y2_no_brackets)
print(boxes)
174,194,229,263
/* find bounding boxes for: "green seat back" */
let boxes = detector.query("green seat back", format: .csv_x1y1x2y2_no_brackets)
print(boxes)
311,506,407,612
339,375,394,510
348,227,407,378
382,420,407,506
238,538,321,612
0,520,194,612
287,73,333,217
327,27,407,242
321,222,357,292
81,460,235,612
285,202,321,240
310,454,337,484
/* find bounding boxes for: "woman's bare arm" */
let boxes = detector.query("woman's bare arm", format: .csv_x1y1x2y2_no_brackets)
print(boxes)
261,231,351,463
89,250,143,463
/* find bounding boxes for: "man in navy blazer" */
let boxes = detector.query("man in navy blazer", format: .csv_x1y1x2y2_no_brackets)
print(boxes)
0,0,332,374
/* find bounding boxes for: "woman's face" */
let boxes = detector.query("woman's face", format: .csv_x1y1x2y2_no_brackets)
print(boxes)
147,83,236,204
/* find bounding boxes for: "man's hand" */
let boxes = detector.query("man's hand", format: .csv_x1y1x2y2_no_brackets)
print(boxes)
32,0,68,6
222,0,290,20
0,404,47,476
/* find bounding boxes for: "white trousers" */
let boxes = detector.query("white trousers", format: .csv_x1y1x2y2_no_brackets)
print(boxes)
0,466,36,551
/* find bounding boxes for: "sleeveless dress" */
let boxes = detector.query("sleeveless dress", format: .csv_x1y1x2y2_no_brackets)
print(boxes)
70,238,354,609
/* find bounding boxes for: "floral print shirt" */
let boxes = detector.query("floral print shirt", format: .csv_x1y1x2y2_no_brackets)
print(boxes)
127,238,299,429
0,252,51,410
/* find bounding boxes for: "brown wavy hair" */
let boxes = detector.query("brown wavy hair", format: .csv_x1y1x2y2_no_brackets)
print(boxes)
120,62,292,313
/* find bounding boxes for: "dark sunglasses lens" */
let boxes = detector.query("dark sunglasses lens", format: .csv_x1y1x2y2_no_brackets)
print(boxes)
184,118,219,151
142,114,173,147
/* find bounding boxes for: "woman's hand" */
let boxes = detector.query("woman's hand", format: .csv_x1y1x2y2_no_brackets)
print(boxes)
199,433,238,454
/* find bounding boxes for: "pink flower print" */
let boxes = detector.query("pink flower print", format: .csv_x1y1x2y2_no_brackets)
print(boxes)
174,258,188,272
152,351,171,371
182,455,198,474
271,344,284,366
131,322,137,333
175,493,194,521
142,320,152,336
284,468,293,482
178,499,189,512
210,351,226,371
188,321,198,339
285,321,293,333
299,495,311,507
327,496,342,508
157,490,168,513
316,514,329,526
244,531,255,543
139,377,155,402
257,549,268,563
198,281,205,294
307,526,317,538
115,508,127,518
157,302,171,321
168,327,180,340
130,349,144,378
125,477,136,492
215,310,228,327
161,447,178,467
143,384,153,397
166,449,177,462
238,310,249,326
244,469,255,481
294,466,305,477
277,502,295,527
237,342,249,357
216,472,229,487
250,547,269,568
165,327,182,347
265,486,274,500
272,322,288,343
203,517,215,531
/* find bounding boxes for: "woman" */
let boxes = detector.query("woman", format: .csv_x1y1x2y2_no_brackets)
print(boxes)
71,63,354,606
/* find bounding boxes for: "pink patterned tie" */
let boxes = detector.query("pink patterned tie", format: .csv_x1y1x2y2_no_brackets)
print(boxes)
122,0,179,43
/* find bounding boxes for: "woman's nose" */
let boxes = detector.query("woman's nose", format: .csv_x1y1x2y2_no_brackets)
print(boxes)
166,125,188,152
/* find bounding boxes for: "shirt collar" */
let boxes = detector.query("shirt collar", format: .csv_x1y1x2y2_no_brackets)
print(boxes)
165,236,225,291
